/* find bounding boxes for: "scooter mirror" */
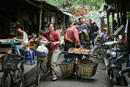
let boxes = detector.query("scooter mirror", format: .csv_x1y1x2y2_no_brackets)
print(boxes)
116,56,126,64
118,35,122,39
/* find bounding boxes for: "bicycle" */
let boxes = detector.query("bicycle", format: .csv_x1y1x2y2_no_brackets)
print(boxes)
0,51,24,87
36,55,48,86
93,36,112,59
35,42,51,86
60,49,97,80
93,43,105,56
80,41,91,49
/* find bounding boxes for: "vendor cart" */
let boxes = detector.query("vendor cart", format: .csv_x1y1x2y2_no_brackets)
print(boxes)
59,48,98,79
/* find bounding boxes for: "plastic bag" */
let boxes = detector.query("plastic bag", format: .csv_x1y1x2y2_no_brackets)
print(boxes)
35,49,48,57
36,45,48,53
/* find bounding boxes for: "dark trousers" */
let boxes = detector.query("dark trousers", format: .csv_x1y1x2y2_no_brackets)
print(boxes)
64,41,75,58
64,41,75,51
88,31,94,40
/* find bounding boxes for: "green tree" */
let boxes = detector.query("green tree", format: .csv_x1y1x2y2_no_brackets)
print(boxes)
46,0,105,11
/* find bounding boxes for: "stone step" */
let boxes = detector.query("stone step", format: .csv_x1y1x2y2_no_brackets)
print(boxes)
23,62,37,84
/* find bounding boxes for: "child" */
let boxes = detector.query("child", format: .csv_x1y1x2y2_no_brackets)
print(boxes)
96,30,105,43
103,30,109,41
35,30,48,45
34,30,48,64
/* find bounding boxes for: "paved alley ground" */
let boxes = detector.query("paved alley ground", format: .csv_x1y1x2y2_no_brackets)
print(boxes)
26,53,111,87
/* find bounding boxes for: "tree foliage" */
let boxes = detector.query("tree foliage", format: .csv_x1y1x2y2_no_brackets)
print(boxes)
46,0,105,11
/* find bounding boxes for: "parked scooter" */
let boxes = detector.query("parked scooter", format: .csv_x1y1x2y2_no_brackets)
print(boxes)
102,35,127,86
102,35,123,66
102,41,118,66
108,45,127,85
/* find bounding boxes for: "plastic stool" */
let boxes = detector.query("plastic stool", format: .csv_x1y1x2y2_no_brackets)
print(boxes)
23,50,35,65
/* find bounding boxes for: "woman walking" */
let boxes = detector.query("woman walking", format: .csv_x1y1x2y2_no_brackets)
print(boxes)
45,23,61,81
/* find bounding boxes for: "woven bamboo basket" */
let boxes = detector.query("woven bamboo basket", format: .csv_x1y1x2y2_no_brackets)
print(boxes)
58,59,74,76
78,59,98,77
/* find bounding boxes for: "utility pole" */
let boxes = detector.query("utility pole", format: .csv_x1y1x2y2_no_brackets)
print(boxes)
39,5,43,31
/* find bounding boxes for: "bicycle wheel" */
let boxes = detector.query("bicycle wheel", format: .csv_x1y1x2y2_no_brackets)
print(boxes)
36,62,41,86
93,47,98,54
75,57,81,80
102,50,110,66
93,47,100,59
75,64,81,80
109,71,114,87
102,51,106,64
3,73,11,87
15,65,24,87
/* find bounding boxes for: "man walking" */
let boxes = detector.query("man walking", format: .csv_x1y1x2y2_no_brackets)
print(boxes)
93,22,99,43
86,19,95,46
86,19,94,40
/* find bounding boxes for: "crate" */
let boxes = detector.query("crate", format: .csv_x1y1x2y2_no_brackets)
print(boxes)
78,59,98,77
59,59,74,76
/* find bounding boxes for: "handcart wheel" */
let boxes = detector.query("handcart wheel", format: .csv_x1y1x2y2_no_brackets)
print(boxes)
75,64,81,80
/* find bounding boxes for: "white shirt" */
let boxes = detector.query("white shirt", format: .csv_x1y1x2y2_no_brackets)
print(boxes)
125,19,129,33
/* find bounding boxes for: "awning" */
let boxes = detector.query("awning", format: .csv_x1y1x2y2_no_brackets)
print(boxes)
26,0,72,16
62,11,73,17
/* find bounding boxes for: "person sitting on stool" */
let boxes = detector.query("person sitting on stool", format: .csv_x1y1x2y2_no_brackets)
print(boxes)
14,25,28,56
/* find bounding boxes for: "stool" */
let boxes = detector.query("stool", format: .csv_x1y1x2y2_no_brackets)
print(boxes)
23,50,35,65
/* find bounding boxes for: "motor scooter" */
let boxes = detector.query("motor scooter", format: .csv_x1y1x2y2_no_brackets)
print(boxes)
103,35,127,86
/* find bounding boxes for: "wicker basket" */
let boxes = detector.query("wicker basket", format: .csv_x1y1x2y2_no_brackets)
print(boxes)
59,59,74,76
78,59,98,77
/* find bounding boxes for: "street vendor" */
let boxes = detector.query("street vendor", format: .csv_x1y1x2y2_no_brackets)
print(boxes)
64,22,83,51
14,25,28,56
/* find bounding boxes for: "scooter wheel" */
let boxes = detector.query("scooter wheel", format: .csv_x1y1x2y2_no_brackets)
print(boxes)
116,77,120,85
122,76,127,86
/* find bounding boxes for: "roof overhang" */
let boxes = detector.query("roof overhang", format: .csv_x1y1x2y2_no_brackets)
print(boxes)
62,11,73,17
27,0,72,16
